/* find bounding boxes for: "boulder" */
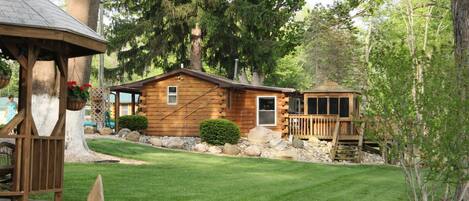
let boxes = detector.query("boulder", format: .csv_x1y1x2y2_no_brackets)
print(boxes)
98,127,113,135
194,143,209,152
149,137,162,147
244,145,261,156
84,126,95,134
292,138,304,149
208,146,222,154
247,127,271,144
269,139,288,151
223,143,240,155
166,138,185,149
126,131,140,142
117,128,131,138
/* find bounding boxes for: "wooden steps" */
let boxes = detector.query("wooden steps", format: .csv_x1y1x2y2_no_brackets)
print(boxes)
333,141,360,162
330,121,365,163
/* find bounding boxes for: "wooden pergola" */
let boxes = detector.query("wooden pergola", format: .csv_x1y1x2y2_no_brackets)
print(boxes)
0,0,106,200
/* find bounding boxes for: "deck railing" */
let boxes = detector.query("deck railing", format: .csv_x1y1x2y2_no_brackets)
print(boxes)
288,114,339,138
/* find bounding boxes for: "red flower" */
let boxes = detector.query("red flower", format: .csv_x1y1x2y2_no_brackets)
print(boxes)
67,81,77,86
83,83,92,88
80,86,85,91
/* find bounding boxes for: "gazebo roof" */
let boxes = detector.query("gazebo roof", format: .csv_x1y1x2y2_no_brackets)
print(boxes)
303,81,360,94
0,0,106,57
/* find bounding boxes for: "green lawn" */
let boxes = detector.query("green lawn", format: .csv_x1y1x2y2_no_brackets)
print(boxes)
40,139,407,201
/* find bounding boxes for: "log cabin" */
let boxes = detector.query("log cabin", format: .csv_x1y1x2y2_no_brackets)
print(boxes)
111,68,294,137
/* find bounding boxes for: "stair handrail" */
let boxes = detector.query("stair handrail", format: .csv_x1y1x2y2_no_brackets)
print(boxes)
357,120,366,163
330,116,341,161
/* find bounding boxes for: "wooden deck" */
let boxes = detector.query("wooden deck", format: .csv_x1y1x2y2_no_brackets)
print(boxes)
288,114,360,139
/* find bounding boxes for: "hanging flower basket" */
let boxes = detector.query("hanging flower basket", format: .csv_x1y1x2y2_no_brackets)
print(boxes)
67,97,87,111
67,81,92,111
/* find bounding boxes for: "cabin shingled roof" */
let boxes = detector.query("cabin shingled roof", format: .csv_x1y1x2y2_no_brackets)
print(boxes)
303,81,360,93
110,68,296,93
0,0,105,42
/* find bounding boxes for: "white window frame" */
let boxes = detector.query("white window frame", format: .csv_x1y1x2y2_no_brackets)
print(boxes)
167,86,178,105
256,96,277,126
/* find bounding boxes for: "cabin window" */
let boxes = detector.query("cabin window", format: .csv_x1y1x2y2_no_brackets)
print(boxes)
257,96,277,126
288,97,302,114
167,86,177,105
318,98,328,114
329,98,339,115
340,97,349,117
307,98,317,114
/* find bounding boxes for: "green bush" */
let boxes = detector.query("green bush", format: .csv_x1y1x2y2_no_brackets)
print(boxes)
200,119,240,145
118,115,148,131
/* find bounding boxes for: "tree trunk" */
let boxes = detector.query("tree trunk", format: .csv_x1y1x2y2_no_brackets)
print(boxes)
251,69,264,86
451,1,469,200
190,23,202,71
63,0,100,162
32,61,59,137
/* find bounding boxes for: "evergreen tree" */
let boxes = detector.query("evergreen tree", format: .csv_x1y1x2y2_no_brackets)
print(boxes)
105,0,304,83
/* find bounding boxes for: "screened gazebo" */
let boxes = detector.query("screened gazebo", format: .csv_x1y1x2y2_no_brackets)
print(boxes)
0,0,106,200
288,81,361,140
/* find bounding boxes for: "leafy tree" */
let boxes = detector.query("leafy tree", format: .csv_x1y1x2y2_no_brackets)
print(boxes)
364,0,468,200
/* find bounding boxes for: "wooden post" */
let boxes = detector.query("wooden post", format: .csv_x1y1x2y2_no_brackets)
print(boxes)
54,53,68,201
115,92,120,131
131,93,136,115
19,44,39,201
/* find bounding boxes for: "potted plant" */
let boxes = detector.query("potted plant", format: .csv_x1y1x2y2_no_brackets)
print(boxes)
0,58,11,89
67,81,92,111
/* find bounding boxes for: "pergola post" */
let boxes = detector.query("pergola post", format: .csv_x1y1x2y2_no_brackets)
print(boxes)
115,92,120,131
54,53,68,201
131,93,136,115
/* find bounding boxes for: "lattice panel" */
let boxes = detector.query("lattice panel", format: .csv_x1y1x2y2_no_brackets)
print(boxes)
90,87,110,124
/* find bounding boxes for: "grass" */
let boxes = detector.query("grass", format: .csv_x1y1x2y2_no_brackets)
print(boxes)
37,139,407,201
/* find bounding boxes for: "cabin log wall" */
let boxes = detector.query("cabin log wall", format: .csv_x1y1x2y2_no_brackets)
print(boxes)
141,74,225,136
140,74,289,137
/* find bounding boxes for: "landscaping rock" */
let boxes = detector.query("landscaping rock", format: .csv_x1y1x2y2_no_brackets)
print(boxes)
292,138,304,149
208,146,222,154
139,135,150,143
126,131,141,142
98,127,113,135
194,143,209,152
84,126,95,134
247,127,271,144
244,145,261,156
273,149,297,160
149,137,162,147
269,139,288,151
267,131,282,142
308,136,320,144
182,137,198,150
166,138,185,149
260,148,274,158
362,152,385,164
117,128,131,137
223,143,240,155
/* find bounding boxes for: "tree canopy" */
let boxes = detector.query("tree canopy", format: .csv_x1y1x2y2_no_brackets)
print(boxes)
105,0,305,82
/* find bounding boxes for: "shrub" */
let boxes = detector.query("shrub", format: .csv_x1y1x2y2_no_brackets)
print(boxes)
200,119,240,145
118,115,148,131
